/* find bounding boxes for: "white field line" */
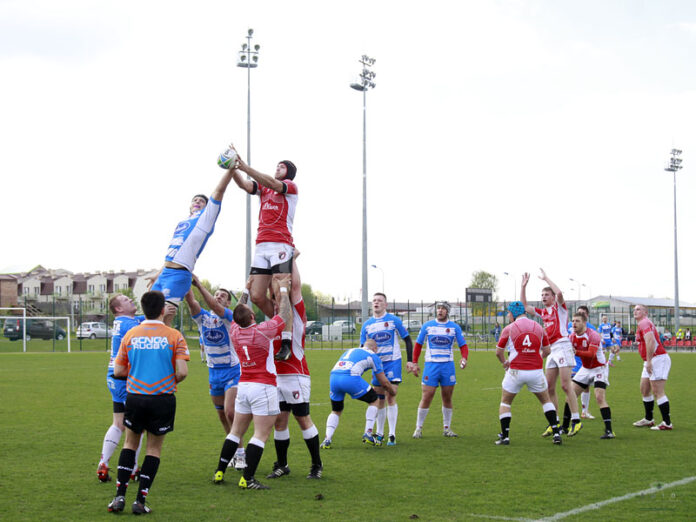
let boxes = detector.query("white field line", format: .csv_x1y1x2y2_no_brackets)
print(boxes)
540,476,696,521
468,475,696,522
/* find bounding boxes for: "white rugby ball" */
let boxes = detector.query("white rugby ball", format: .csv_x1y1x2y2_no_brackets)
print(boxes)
217,148,237,169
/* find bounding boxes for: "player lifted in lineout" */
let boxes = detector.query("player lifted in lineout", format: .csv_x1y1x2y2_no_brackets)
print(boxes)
148,161,236,325
229,145,298,361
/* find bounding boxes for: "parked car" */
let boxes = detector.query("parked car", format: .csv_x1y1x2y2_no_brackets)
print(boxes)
402,319,423,332
76,322,109,339
306,321,325,335
332,320,356,334
3,318,67,341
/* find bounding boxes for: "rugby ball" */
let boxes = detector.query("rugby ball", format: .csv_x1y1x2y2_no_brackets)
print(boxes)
217,148,238,169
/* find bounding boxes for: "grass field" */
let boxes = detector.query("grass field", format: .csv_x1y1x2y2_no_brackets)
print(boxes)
0,346,693,521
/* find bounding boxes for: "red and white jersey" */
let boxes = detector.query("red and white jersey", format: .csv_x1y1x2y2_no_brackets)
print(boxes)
497,317,549,370
231,315,285,386
636,317,667,361
274,299,310,376
256,180,298,247
570,329,605,369
534,302,569,344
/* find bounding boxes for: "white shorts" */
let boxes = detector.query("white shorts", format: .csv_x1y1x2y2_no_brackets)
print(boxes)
641,353,671,381
235,382,280,415
502,368,548,394
574,365,610,387
276,374,311,405
546,339,575,369
251,242,294,272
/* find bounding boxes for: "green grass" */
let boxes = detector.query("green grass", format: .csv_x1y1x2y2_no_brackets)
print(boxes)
0,349,693,521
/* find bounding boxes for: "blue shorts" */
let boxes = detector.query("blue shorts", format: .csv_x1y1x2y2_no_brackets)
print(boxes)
329,373,371,401
571,355,582,377
209,365,241,397
107,374,127,404
602,340,612,349
422,361,457,387
371,359,402,386
612,339,621,346
151,267,193,304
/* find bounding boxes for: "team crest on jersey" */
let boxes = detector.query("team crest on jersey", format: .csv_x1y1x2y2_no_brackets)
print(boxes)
446,328,450,334
582,340,587,347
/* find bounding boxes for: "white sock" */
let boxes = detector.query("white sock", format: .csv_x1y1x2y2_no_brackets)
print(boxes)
325,412,340,440
442,407,453,429
581,391,590,412
376,407,387,435
134,435,144,471
100,425,122,466
608,352,615,363
365,405,378,433
416,408,429,428
387,404,398,437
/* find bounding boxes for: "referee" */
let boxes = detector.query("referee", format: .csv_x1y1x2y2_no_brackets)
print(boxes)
107,291,190,515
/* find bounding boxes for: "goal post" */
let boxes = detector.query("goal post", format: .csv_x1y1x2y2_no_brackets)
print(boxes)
0,312,71,353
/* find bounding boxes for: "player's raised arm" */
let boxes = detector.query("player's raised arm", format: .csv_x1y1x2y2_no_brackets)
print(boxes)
538,268,564,305
236,154,287,193
184,288,202,317
210,168,235,202
191,275,225,317
520,272,537,315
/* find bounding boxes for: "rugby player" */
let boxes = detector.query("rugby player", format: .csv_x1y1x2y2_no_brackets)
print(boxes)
411,301,467,439
212,274,292,490
97,294,144,483
494,301,561,445
359,293,413,446
320,339,397,448
632,305,673,430
521,269,582,437
567,312,615,439
230,148,298,361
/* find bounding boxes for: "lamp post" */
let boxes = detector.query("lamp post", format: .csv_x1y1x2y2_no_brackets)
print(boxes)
371,264,385,294
237,28,260,280
568,278,586,301
665,148,683,333
351,55,376,323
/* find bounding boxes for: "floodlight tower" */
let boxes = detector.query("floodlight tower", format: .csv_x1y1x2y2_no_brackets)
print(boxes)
237,28,260,279
350,55,376,323
665,148,683,333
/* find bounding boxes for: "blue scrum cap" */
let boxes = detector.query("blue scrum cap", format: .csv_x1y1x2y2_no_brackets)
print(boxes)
508,301,526,319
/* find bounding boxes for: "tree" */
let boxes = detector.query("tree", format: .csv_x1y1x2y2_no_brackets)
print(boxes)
469,270,498,293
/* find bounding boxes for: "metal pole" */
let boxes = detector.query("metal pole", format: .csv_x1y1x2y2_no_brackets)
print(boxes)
673,170,680,333
244,34,253,280
361,88,368,323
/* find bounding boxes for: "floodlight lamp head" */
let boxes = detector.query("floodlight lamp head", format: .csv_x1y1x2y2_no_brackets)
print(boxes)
252,55,258,63
239,54,247,61
248,28,254,36
242,43,248,50
350,82,366,91
254,44,260,51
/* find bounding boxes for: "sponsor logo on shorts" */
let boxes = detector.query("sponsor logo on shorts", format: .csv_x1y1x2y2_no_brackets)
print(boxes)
279,252,286,260
293,390,300,399
158,426,171,432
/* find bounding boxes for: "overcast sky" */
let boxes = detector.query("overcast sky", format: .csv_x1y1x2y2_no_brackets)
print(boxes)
2,0,695,304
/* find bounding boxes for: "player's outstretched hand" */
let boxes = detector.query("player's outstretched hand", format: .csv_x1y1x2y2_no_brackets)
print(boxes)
538,268,548,281
521,273,530,287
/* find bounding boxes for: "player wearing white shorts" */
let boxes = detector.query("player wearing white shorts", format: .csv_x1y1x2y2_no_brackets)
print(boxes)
494,302,561,445
521,269,582,437
568,313,615,439
230,148,298,361
632,305,673,431
265,261,323,480
213,275,292,490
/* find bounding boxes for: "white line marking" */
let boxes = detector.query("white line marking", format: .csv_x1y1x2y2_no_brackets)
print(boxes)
540,476,696,521
467,514,534,521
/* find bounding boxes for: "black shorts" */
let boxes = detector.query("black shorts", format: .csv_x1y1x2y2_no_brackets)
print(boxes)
124,393,176,435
